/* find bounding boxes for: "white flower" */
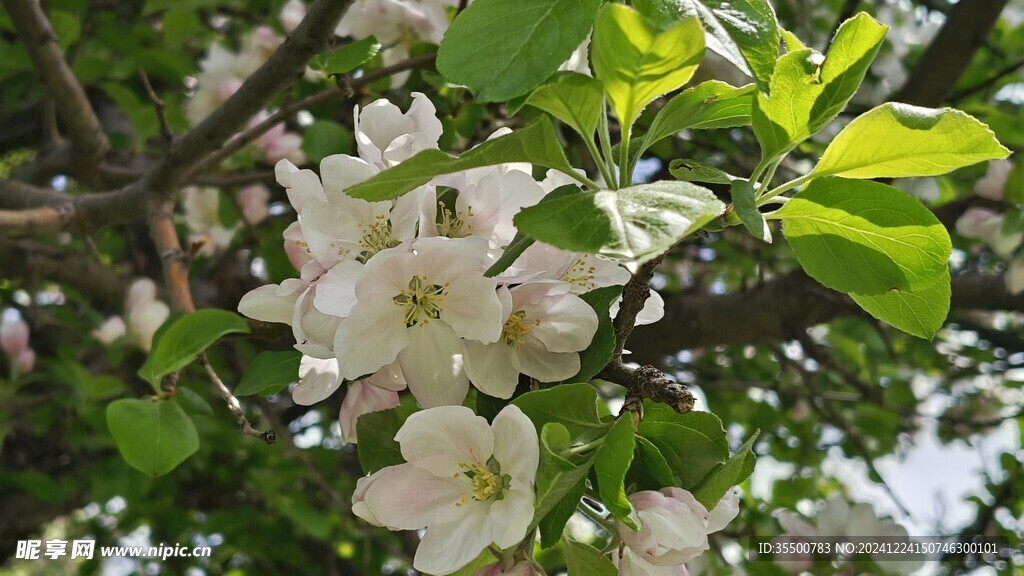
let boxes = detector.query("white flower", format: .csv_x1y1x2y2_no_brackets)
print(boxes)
280,0,306,33
333,236,503,407
354,92,443,168
975,159,1013,201
0,317,29,357
182,187,239,255
464,281,598,398
352,404,538,575
955,207,1022,258
92,316,127,345
514,242,631,293
431,167,545,248
238,184,270,226
125,279,170,352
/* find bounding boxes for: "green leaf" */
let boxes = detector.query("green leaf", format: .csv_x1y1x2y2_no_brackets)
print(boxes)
593,416,637,528
1006,162,1024,204
565,540,617,576
645,81,756,148
527,72,605,138
514,181,726,264
355,395,418,474
692,430,759,509
163,8,201,46
688,0,780,91
669,159,733,185
570,285,623,382
175,387,213,416
346,117,582,201
592,3,704,131
311,36,381,75
537,479,586,549
301,120,353,164
485,184,582,278
641,404,730,456
436,0,601,102
812,103,1012,179
138,310,250,387
637,421,726,487
730,179,770,242
106,398,199,477
533,423,594,525
235,351,301,397
512,383,609,444
753,13,888,162
50,11,81,49
628,435,675,490
850,270,951,339
776,178,952,295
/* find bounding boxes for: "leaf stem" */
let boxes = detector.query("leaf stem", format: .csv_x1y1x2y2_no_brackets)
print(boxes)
585,133,617,191
758,173,814,205
569,437,606,456
598,99,618,189
618,124,632,189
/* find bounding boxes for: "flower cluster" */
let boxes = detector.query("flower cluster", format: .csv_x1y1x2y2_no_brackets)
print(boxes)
238,94,662,441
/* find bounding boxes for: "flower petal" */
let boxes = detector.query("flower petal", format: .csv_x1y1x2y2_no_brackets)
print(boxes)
415,504,493,576
442,276,503,344
320,154,379,200
362,464,469,530
396,405,494,476
238,284,297,325
275,159,325,211
339,379,400,444
334,297,409,380
313,260,364,317
528,292,599,353
399,321,470,407
463,341,520,399
491,405,539,484
293,356,342,405
488,485,535,549
517,342,580,383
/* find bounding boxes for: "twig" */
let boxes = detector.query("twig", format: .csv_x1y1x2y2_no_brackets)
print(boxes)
597,363,695,417
612,255,664,362
147,199,196,314
950,55,1024,102
198,354,275,444
2,0,109,180
137,68,173,147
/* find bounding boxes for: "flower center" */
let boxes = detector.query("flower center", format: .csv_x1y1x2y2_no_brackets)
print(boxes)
456,457,511,506
501,310,539,348
392,275,447,327
560,257,598,292
359,216,394,256
438,200,474,238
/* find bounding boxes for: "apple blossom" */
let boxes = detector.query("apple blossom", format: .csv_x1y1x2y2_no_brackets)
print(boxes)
955,207,1022,258
0,316,29,357
432,167,546,248
339,376,402,444
464,281,598,398
279,0,306,33
92,316,127,345
515,242,631,293
125,279,170,352
974,159,1013,201
354,92,444,169
238,184,270,226
182,187,240,256
333,236,503,407
352,405,538,575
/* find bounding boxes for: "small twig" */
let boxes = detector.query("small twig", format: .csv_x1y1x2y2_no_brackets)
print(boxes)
598,363,695,417
950,55,1024,103
198,354,275,444
137,68,173,147
147,199,195,314
612,255,664,362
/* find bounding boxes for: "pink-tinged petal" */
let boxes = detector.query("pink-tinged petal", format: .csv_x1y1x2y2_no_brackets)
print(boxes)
0,319,29,356
320,154,378,200
237,284,296,324
339,380,400,444
313,260,363,317
275,159,325,211
528,292,598,353
292,287,341,357
616,548,690,576
408,92,443,144
361,464,470,530
635,290,665,326
396,405,493,476
334,298,409,380
13,348,35,374
299,199,361,266
293,356,342,406
352,468,387,527
706,490,739,534
517,342,579,383
399,322,470,407
283,221,313,271
442,276,503,344
463,341,520,399
488,485,536,549
491,405,539,484
415,504,493,576
364,360,407,391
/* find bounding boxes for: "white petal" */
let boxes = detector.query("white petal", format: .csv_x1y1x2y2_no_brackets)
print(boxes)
442,276,503,343
320,154,379,200
706,490,740,534
415,504,494,576
488,485,535,549
635,290,665,326
238,284,297,324
293,356,342,405
313,260,363,317
527,291,598,353
396,405,494,476
408,91,443,144
275,159,325,211
491,405,539,484
362,464,469,530
463,341,520,399
399,322,470,407
334,297,409,380
363,359,407,391
518,342,580,383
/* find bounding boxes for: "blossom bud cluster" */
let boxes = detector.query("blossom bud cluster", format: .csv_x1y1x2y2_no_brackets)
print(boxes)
238,94,664,442
92,279,171,352
1,312,35,376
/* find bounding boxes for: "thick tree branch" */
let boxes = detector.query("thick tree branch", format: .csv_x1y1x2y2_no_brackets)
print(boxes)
0,179,67,209
896,0,1010,107
0,238,127,310
2,0,109,178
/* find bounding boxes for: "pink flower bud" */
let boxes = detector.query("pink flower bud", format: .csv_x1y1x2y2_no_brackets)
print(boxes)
238,185,270,225
617,488,711,567
13,348,35,374
0,318,29,357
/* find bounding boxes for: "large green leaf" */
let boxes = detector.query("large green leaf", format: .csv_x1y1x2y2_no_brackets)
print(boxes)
570,286,623,383
526,72,605,138
641,404,729,455
537,479,586,549
234,351,301,397
593,415,638,529
514,181,726,264
812,103,1011,179
532,423,595,525
592,3,704,131
107,398,199,477
776,178,952,295
644,81,756,149
345,117,582,201
565,540,617,576
851,270,951,339
637,421,726,487
138,309,250,387
628,435,675,490
512,383,609,444
688,0,779,91
691,430,759,510
436,0,601,102
753,13,887,162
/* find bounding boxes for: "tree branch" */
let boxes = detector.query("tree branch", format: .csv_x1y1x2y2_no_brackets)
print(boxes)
2,0,109,179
